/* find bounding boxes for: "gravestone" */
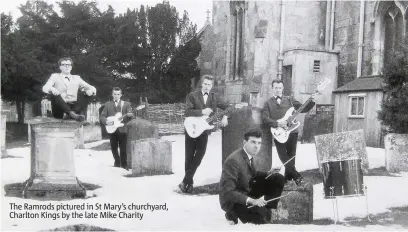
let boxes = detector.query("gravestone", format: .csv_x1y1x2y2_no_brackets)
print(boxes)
130,138,172,176
271,182,313,224
1,110,9,157
222,106,272,171
126,117,160,169
314,129,369,172
23,117,86,199
74,124,102,149
385,133,408,173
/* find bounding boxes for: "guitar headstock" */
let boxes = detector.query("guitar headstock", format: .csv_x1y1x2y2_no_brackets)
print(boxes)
136,104,146,110
315,77,332,94
235,102,248,109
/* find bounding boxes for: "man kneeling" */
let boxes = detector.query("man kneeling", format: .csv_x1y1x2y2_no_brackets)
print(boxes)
219,128,285,224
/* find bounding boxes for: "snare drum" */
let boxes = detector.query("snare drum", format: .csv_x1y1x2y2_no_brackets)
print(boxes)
321,158,364,198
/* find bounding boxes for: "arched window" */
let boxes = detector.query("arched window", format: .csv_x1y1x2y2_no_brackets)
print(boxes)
229,1,245,80
371,0,407,74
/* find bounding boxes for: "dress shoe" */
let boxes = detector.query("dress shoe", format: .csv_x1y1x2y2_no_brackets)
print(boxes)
69,111,85,122
225,212,238,225
186,184,193,193
178,182,188,193
114,161,120,167
294,176,303,186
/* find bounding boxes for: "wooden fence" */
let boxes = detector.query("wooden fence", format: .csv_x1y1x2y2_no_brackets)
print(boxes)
4,99,189,135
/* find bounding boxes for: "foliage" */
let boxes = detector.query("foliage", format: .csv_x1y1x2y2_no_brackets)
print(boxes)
378,39,408,134
1,0,200,122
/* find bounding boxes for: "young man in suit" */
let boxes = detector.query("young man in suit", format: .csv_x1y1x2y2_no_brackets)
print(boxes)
261,79,315,186
219,128,285,225
100,87,134,169
42,57,96,121
179,74,230,193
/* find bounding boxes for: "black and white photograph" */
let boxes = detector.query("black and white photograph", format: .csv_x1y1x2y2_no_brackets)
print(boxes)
1,0,408,231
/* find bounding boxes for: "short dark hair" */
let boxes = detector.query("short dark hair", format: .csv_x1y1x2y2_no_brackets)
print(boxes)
201,74,215,84
112,87,122,93
58,57,73,66
271,79,284,87
244,128,262,141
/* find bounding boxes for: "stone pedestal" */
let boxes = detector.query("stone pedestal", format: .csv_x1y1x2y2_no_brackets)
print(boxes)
126,117,160,169
272,182,313,224
222,107,272,171
130,138,172,176
385,133,408,173
1,110,9,158
75,125,85,149
23,117,86,200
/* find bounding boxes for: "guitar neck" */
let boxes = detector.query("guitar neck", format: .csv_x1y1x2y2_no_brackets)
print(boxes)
287,96,313,122
206,106,234,123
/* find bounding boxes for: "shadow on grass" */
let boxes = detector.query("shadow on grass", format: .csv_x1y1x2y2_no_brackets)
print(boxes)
87,141,111,151
40,224,115,231
343,205,408,228
123,171,173,178
366,167,400,177
4,181,101,200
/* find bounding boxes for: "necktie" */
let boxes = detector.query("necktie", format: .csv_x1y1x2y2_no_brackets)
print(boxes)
65,76,70,81
250,158,256,173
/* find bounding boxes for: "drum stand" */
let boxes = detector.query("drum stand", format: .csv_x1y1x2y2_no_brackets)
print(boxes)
330,185,371,225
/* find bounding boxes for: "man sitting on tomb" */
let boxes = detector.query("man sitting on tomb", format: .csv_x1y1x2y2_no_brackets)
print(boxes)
42,57,96,121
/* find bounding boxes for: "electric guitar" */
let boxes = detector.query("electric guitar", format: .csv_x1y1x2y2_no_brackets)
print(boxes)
106,104,146,134
184,103,248,138
271,77,331,143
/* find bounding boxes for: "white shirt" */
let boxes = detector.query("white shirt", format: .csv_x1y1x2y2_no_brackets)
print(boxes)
202,91,209,105
243,147,254,205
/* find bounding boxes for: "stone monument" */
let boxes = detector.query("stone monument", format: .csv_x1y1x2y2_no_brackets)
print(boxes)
1,110,9,158
385,133,408,173
23,117,86,199
130,138,172,176
222,106,272,171
126,117,159,169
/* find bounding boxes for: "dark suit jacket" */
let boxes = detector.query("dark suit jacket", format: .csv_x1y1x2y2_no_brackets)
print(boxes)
219,148,267,212
185,90,230,117
261,96,315,133
185,90,230,135
100,100,134,133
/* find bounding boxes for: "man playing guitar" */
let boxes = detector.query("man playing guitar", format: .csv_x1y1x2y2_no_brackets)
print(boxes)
100,87,134,169
261,79,316,186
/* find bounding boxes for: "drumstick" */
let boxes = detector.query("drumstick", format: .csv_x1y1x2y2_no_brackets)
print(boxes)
265,155,296,179
247,192,292,209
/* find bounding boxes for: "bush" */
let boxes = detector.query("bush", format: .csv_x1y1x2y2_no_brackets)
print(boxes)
378,40,408,133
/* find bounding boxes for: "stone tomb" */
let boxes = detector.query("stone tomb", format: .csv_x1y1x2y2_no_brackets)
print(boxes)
222,106,272,171
23,117,85,199
272,182,314,224
130,138,172,176
385,133,408,173
126,117,159,169
1,110,9,158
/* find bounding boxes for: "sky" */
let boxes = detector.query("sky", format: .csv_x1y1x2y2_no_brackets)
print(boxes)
0,0,213,29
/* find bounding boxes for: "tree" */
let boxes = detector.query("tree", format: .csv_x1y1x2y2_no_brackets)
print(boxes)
166,36,201,102
1,1,56,123
378,39,408,133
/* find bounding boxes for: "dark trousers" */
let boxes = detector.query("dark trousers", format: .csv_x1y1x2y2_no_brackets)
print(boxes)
51,94,90,119
274,132,300,181
227,173,285,224
183,131,208,185
109,130,127,167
